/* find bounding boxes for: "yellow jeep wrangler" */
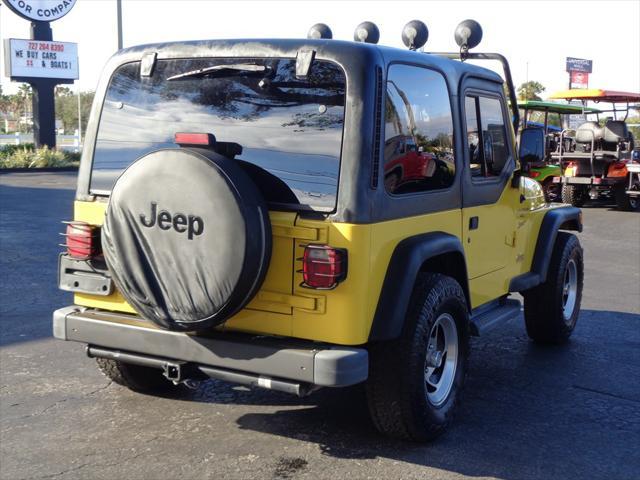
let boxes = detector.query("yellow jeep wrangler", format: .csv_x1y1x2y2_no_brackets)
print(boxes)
54,21,583,441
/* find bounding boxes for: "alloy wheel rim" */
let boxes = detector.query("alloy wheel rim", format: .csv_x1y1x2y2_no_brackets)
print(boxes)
629,183,639,209
562,258,578,321
424,313,458,407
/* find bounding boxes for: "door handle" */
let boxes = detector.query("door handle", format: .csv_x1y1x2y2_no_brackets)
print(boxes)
469,216,479,230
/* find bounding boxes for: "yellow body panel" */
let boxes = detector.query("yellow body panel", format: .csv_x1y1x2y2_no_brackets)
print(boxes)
462,177,550,306
72,178,552,345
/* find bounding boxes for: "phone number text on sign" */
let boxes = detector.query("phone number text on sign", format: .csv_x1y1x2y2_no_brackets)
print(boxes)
4,38,79,80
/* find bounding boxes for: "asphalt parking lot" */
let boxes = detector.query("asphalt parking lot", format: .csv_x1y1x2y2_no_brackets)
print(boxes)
1,171,639,480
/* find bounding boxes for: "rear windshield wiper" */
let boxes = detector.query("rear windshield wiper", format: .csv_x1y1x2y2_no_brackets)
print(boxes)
167,63,268,81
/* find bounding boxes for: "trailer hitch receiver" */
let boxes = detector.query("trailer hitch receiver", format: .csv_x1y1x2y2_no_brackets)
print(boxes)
163,361,187,383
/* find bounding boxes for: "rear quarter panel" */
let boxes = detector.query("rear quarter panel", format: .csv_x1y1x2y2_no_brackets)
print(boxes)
73,200,463,345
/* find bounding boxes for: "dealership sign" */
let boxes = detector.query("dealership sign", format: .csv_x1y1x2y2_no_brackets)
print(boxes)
570,71,589,89
2,0,76,22
4,39,78,80
566,57,593,74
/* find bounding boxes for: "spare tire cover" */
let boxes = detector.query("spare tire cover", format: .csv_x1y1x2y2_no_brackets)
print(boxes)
102,148,271,331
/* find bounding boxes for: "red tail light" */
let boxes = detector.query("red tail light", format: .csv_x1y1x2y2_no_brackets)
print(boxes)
529,171,541,178
63,222,101,260
564,162,578,177
301,245,347,289
607,161,628,178
175,132,215,147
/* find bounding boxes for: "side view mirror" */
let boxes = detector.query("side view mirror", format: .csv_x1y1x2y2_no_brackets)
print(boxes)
518,127,545,173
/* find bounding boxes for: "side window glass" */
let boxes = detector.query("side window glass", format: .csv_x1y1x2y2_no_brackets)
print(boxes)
479,97,509,176
384,64,455,194
465,96,484,178
465,94,511,179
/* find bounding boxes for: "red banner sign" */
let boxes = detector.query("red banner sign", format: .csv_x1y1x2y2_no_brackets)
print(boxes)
570,71,589,89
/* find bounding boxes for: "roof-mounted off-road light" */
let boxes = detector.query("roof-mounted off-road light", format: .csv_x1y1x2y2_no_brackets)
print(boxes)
402,20,429,51
307,23,333,39
454,19,483,60
354,21,380,44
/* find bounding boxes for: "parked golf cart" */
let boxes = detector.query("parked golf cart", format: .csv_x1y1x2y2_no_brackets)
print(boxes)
518,100,602,201
547,89,640,210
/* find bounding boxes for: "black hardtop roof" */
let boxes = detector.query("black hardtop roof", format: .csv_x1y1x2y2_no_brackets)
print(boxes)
111,38,504,84
79,38,509,221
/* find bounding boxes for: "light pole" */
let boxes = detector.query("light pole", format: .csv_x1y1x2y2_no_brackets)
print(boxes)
116,0,123,50
77,86,82,148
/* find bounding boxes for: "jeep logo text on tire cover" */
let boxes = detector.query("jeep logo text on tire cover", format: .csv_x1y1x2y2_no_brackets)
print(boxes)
140,202,204,240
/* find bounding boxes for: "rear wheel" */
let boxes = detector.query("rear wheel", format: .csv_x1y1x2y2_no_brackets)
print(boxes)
561,184,588,206
614,181,640,211
366,273,469,441
523,232,583,344
96,358,177,393
384,171,401,192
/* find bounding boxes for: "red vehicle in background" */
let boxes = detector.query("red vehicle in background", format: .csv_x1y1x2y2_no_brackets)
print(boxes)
383,135,454,192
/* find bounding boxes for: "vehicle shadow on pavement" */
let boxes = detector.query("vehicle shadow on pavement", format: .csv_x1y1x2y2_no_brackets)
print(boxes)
578,198,634,211
167,309,638,480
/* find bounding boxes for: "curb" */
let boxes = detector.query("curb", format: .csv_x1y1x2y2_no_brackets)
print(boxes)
0,167,79,174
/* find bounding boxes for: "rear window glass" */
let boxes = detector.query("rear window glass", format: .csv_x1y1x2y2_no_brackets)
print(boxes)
91,58,346,212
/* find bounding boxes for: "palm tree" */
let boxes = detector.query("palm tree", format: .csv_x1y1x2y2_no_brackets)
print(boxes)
17,84,32,133
517,81,545,101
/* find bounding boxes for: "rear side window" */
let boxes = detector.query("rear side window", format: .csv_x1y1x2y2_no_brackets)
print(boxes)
383,64,455,194
465,95,510,179
91,58,346,212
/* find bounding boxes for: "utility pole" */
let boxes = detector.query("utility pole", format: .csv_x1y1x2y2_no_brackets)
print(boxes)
117,0,123,50
77,86,82,147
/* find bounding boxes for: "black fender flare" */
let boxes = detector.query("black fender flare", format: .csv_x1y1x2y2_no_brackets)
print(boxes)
509,206,582,292
368,232,470,342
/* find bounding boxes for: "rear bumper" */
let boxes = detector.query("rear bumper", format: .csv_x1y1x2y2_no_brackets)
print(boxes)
554,176,624,186
53,306,368,391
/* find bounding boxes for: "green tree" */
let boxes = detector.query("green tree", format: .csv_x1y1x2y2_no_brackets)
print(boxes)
518,81,546,101
0,84,35,133
0,85,7,133
626,115,640,142
54,90,95,134
17,84,33,133
55,86,72,96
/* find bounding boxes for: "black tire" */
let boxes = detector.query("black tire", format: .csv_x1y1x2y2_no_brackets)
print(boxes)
384,171,401,192
523,232,583,344
96,358,176,393
102,148,272,331
561,184,588,207
614,182,640,211
542,178,560,203
366,273,469,442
